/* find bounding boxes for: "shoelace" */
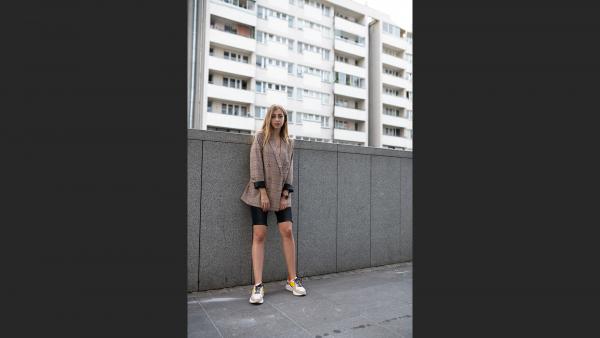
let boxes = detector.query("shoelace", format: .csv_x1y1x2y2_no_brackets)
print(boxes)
293,278,303,287
254,284,263,294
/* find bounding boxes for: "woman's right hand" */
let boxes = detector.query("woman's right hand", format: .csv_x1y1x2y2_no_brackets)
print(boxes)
260,190,270,212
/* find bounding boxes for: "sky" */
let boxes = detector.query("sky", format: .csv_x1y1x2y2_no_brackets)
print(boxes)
351,0,412,30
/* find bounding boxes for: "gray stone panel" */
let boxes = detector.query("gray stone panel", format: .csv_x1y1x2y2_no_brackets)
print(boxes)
370,156,402,266
400,158,413,261
188,140,202,292
199,141,253,290
297,149,338,277
369,147,413,158
188,129,251,144
337,153,371,272
259,150,299,283
294,139,338,152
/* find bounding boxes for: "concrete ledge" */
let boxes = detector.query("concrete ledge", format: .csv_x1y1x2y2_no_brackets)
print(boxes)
189,129,413,158
188,129,252,144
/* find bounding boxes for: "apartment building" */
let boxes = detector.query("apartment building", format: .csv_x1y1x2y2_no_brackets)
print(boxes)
188,0,412,150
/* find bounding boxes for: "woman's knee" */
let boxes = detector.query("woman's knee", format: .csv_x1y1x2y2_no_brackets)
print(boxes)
253,228,267,242
279,224,293,239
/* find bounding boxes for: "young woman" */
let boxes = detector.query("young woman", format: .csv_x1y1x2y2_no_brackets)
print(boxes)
240,104,306,305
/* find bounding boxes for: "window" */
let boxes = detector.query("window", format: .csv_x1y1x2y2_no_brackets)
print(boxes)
384,86,401,96
255,106,267,119
208,74,213,84
335,72,364,88
207,100,212,112
383,126,403,137
209,47,214,55
256,81,264,93
257,5,266,19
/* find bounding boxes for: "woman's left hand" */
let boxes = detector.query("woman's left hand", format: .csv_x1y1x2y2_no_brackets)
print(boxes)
279,197,288,211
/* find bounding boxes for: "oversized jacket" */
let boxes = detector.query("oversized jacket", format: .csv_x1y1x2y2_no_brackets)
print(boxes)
240,131,294,211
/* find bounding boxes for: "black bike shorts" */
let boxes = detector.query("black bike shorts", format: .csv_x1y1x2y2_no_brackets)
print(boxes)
250,206,293,226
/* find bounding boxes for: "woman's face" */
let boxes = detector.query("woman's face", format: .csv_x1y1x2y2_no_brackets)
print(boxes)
270,109,285,129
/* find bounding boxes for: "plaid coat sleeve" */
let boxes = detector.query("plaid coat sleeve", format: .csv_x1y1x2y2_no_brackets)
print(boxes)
250,132,265,189
283,139,294,193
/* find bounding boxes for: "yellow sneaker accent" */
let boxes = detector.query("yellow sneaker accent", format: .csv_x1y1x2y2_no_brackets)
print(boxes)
289,281,295,287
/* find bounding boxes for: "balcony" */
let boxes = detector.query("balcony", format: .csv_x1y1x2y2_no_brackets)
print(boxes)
207,56,255,78
206,111,255,131
334,83,367,99
261,17,290,34
381,73,412,91
334,38,366,58
209,28,256,52
381,53,411,71
334,128,367,144
382,114,412,129
382,94,411,109
334,61,366,78
255,66,290,83
381,32,411,52
206,83,254,104
334,16,365,37
334,106,367,122
209,0,257,27
381,134,412,148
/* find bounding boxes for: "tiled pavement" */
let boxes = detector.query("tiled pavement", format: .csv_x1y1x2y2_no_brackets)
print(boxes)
188,262,412,338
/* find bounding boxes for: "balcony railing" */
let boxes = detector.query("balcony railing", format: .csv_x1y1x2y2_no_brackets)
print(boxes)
334,36,364,47
209,24,255,39
213,0,256,11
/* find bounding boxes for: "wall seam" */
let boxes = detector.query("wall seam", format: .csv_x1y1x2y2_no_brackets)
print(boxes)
197,140,203,291
336,146,339,272
296,150,300,277
369,155,372,267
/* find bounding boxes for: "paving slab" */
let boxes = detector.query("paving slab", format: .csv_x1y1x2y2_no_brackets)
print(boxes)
188,262,412,338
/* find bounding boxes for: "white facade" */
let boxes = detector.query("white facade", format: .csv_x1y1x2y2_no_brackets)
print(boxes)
189,0,412,150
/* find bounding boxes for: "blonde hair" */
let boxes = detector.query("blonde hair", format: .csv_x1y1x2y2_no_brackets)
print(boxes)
256,104,291,148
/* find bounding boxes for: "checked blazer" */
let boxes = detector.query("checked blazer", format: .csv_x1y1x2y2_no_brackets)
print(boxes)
240,131,294,211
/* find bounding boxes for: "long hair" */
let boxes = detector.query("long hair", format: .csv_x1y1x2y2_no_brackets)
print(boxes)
256,104,291,148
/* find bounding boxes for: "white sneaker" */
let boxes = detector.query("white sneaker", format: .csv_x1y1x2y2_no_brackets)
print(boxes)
285,277,306,296
249,283,264,304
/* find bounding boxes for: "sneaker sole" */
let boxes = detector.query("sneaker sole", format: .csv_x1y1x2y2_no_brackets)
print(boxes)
285,284,306,296
249,297,264,304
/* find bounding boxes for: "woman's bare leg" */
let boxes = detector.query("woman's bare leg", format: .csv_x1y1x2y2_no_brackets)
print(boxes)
278,221,297,281
252,224,268,285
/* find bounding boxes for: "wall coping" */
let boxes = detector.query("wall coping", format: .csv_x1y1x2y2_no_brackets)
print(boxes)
188,129,413,159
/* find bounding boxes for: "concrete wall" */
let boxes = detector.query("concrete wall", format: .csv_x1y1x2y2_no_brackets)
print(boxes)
188,129,412,292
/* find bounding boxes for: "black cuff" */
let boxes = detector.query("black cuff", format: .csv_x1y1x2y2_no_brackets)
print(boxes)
283,183,294,193
254,181,266,189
